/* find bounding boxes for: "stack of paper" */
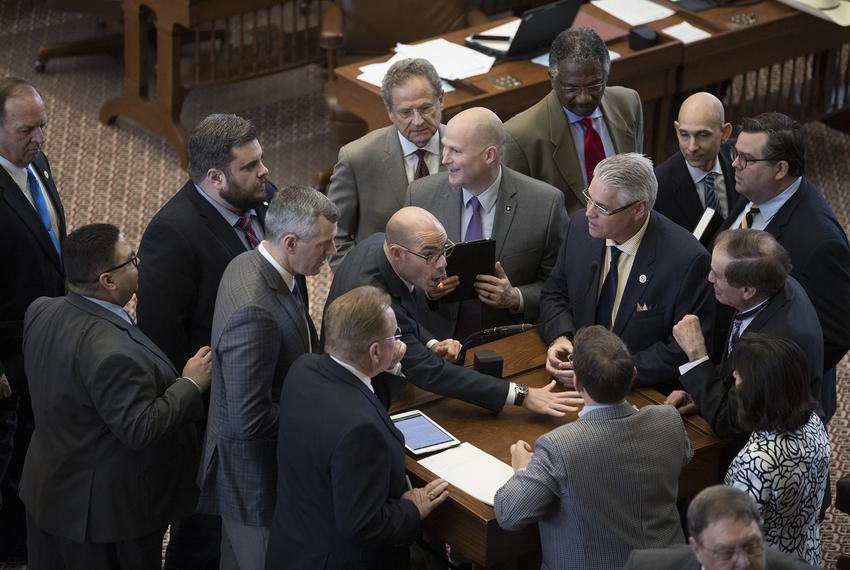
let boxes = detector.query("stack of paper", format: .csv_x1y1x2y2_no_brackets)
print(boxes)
356,38,495,87
591,0,674,26
662,21,711,44
419,442,514,506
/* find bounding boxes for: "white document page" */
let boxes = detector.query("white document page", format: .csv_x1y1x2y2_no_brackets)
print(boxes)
663,21,711,44
418,442,514,506
464,18,521,53
592,0,675,26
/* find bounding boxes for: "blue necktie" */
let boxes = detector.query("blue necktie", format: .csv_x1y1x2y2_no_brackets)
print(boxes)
596,247,622,329
464,196,483,242
703,172,720,212
27,168,60,255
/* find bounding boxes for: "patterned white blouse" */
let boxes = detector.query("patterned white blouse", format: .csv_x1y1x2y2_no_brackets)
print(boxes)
725,412,830,566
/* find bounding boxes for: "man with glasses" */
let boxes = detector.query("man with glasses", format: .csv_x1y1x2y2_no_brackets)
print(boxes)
623,485,816,569
328,58,446,266
539,153,714,390
406,107,566,342
20,223,213,570
503,27,643,213
720,112,850,423
327,206,575,415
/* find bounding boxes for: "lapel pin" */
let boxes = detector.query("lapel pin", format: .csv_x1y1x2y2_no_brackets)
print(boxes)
263,201,269,206
504,205,512,212
44,171,49,179
639,274,647,284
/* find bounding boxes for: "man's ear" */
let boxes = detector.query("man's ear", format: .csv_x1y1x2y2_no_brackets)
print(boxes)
720,122,733,143
282,233,298,254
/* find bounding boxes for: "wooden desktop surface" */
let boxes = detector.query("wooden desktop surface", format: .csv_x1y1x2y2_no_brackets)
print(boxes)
390,330,725,568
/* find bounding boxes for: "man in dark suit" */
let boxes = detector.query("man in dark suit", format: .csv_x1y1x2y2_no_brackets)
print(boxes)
406,106,567,341
327,206,575,416
624,485,817,570
266,286,449,570
328,57,446,266
0,77,66,564
654,92,741,232
540,153,715,390
198,186,337,570
20,223,212,570
136,113,281,569
722,112,850,422
503,27,643,213
667,229,823,437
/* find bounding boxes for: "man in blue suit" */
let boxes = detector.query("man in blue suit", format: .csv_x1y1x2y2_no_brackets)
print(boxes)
539,153,715,391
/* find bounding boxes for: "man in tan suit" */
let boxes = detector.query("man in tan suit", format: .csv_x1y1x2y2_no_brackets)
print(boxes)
503,27,643,213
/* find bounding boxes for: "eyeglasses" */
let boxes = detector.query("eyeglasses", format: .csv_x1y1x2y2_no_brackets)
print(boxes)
394,103,437,120
700,537,764,562
730,147,773,169
394,239,455,265
554,81,606,96
102,252,139,273
582,189,640,216
383,327,402,342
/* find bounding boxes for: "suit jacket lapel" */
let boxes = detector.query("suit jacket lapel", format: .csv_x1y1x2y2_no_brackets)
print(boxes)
34,153,66,239
442,185,463,243
672,154,703,224
613,215,658,335
547,92,585,208
764,179,807,241
184,182,250,258
577,230,606,327
491,170,517,259
254,251,312,353
600,91,635,154
384,128,413,210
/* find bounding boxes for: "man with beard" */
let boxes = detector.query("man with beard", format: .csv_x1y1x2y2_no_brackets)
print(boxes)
136,113,284,569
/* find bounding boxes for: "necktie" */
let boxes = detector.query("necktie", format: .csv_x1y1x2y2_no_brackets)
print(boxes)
414,149,430,179
235,215,260,249
726,304,763,355
595,246,622,329
703,172,720,211
580,117,605,184
741,203,760,229
26,168,60,255
464,196,483,242
291,278,312,351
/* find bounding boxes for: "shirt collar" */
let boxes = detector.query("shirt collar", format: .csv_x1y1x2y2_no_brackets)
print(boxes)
194,183,258,226
398,129,440,158
563,106,603,125
0,154,30,191
257,242,295,291
684,156,722,185
755,177,801,221
606,213,651,256
330,354,374,392
462,166,502,212
578,400,623,418
82,295,133,325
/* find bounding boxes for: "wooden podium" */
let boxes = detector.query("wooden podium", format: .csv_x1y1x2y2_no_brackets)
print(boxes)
389,330,726,569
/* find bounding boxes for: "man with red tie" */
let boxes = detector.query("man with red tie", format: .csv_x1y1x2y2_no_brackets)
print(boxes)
503,27,643,213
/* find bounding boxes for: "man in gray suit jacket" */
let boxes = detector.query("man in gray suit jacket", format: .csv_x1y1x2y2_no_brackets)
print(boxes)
624,485,817,570
197,186,338,570
494,326,692,570
503,28,643,213
21,224,212,570
406,107,566,341
328,58,446,266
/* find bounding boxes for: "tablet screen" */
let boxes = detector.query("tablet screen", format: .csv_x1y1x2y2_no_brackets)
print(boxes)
393,413,455,451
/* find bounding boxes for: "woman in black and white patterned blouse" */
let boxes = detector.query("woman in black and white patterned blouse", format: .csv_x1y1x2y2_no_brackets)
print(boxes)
724,334,830,566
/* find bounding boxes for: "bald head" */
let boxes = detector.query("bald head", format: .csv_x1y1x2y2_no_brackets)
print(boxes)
674,92,732,172
384,207,449,291
386,206,445,246
442,107,504,194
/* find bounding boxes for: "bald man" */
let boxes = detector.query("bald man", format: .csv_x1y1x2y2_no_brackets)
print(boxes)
406,107,567,342
654,92,742,232
325,206,576,416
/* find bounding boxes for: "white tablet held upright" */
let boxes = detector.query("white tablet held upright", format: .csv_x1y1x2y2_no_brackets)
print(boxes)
390,410,461,456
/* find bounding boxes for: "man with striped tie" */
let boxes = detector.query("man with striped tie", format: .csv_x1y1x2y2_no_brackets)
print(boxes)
0,77,66,565
723,112,850,423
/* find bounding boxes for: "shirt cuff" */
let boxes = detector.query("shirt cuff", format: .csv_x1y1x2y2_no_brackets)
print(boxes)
510,288,524,314
426,338,438,350
679,355,710,376
179,376,204,393
505,381,518,406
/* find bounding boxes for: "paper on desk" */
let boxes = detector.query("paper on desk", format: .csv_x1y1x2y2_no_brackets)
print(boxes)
592,0,674,26
357,53,455,92
531,49,620,67
464,18,521,52
776,0,850,27
662,21,711,44
418,442,514,507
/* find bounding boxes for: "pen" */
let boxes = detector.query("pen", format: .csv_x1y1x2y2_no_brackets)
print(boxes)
405,475,413,490
472,34,512,42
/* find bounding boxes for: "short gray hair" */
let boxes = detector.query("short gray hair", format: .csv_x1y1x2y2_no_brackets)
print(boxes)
549,28,610,78
688,485,763,542
265,184,339,242
381,58,441,110
593,153,657,209
188,114,258,182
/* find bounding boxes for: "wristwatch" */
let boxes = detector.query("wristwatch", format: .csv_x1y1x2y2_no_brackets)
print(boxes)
513,383,529,406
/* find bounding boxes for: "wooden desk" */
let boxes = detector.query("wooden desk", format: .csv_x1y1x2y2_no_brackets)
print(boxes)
390,330,725,568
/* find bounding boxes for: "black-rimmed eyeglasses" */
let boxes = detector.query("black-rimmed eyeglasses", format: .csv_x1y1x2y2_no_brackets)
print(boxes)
582,189,640,216
730,147,774,170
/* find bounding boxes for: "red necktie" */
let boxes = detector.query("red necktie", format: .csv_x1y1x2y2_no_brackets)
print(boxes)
414,149,430,179
235,215,260,249
580,117,605,184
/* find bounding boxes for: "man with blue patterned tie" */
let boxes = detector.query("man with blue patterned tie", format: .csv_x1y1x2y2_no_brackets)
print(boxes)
0,77,65,564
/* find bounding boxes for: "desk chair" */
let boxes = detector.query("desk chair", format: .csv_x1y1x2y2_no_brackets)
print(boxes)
35,0,123,73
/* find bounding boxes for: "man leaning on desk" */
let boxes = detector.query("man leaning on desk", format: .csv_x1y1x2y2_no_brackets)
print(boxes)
503,27,643,213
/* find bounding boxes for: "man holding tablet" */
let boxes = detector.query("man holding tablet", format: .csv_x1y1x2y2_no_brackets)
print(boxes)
266,286,448,569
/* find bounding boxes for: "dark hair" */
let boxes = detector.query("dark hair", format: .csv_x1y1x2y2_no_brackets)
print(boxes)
737,112,805,177
64,223,122,290
730,334,814,433
572,325,634,403
688,485,763,540
187,113,258,182
549,27,610,77
713,229,791,296
0,77,36,124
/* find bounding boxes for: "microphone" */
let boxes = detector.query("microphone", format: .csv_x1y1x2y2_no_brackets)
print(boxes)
455,261,600,364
